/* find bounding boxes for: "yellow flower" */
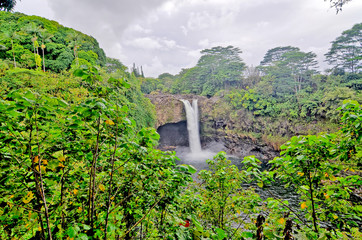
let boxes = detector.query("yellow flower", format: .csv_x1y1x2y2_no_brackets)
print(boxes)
297,172,304,176
73,189,78,195
301,202,307,209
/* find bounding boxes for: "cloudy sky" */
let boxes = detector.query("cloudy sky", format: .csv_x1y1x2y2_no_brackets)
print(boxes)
14,0,362,77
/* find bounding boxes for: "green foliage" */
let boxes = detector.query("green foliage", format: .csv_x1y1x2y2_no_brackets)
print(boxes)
259,46,319,97
325,23,361,73
188,152,262,239
267,101,362,238
0,11,106,72
0,65,193,239
159,46,246,96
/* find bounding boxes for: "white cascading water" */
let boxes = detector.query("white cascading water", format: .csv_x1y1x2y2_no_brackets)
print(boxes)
181,99,202,153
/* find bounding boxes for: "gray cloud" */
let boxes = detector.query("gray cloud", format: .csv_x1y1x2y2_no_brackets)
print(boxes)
15,0,362,77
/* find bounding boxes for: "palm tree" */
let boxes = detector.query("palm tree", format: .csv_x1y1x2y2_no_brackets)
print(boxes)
0,27,20,68
66,31,82,66
22,23,42,68
0,0,19,11
39,29,53,71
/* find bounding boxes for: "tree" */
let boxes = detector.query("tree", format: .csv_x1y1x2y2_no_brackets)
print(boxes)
325,0,353,13
269,100,361,238
259,46,299,67
279,50,319,95
325,23,361,74
22,22,43,69
194,152,261,238
39,29,53,71
260,46,319,97
243,66,261,88
197,45,246,95
105,57,127,74
0,26,20,67
0,0,18,11
66,30,82,66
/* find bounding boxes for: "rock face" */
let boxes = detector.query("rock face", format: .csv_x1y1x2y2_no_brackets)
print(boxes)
145,94,208,128
157,121,188,150
146,93,279,161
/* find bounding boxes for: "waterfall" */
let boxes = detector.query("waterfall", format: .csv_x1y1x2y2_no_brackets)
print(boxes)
181,99,202,153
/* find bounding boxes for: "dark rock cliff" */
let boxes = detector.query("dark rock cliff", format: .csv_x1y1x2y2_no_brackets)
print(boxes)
146,93,279,161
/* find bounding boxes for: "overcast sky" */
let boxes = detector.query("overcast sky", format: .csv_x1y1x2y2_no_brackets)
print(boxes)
14,0,362,77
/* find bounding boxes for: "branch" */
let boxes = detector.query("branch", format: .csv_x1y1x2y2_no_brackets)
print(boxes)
119,195,164,239
266,189,312,230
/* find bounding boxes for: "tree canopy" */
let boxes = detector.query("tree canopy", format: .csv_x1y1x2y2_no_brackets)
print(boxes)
325,23,361,74
170,45,246,96
0,0,18,12
325,0,353,13
0,11,106,72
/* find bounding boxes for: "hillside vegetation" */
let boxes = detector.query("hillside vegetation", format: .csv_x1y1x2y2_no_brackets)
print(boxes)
141,23,361,148
0,12,361,240
0,11,106,72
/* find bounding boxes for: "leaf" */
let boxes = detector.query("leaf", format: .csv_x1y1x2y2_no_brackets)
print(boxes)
67,226,76,238
179,164,197,174
73,69,86,77
57,99,69,107
330,175,337,181
241,232,254,238
105,119,115,125
187,164,197,174
83,224,91,230
278,218,285,225
52,151,63,159
301,202,307,209
99,184,105,192
33,156,39,163
215,228,227,240
191,215,203,232
94,101,107,110
22,192,34,204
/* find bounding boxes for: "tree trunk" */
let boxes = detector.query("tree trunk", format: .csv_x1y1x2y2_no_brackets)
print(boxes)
42,47,45,72
308,172,318,233
11,40,16,68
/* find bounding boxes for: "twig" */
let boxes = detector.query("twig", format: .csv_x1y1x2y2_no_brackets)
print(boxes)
119,195,164,239
266,189,312,229
7,202,42,213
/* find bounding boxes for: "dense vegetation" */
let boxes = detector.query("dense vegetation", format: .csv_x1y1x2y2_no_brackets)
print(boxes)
0,11,106,72
0,11,361,240
141,23,361,147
